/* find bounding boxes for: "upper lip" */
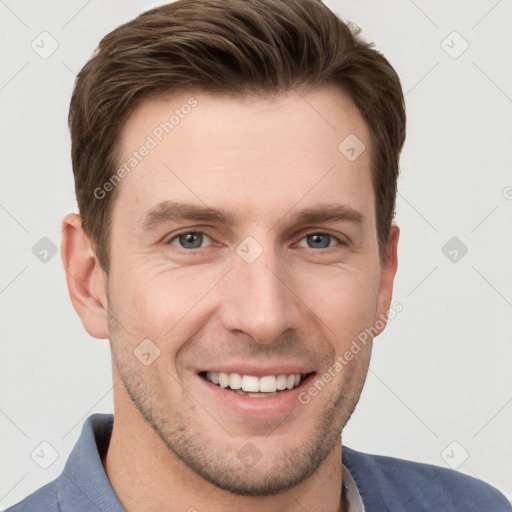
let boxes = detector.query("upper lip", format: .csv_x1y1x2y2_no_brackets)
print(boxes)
197,364,316,378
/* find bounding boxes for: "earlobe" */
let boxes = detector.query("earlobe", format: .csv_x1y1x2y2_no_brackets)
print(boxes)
374,224,400,336
61,213,110,339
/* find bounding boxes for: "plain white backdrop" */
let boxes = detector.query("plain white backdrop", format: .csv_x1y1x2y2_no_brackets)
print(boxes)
1,0,511,508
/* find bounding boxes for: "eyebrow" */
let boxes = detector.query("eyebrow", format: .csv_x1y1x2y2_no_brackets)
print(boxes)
137,200,365,232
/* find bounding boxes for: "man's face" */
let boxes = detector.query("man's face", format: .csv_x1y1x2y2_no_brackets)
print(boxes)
104,85,396,495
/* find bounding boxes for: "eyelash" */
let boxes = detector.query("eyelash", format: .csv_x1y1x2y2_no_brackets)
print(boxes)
166,230,346,251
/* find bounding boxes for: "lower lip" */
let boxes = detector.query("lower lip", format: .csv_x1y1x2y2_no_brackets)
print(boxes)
196,373,316,418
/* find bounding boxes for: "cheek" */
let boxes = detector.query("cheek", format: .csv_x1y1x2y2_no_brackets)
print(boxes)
110,252,381,350
112,267,213,340
300,267,379,344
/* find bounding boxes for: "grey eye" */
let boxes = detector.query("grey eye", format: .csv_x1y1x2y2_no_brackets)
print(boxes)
302,233,334,249
169,232,212,249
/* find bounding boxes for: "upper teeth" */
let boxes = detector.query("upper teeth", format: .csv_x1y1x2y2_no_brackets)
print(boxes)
205,372,303,392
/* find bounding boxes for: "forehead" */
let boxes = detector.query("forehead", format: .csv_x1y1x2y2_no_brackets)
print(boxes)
112,86,373,229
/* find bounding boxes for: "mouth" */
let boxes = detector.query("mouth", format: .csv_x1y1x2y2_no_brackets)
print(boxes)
198,371,316,397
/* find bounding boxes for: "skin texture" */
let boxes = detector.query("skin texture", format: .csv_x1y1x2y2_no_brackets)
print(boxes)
61,85,399,512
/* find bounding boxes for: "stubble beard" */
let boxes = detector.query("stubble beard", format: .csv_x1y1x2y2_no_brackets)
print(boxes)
106,293,369,497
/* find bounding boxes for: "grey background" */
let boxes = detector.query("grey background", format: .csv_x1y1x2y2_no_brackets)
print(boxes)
1,0,511,508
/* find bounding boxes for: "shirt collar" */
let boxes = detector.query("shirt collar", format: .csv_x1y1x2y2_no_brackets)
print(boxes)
56,413,124,512
342,461,365,512
342,446,388,511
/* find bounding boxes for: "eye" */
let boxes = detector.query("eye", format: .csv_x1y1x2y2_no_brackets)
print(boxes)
296,232,344,249
167,231,213,250
165,230,345,251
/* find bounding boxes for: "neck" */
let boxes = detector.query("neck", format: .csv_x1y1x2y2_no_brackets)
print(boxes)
103,398,345,512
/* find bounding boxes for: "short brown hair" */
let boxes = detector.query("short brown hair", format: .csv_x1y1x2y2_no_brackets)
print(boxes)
69,0,406,272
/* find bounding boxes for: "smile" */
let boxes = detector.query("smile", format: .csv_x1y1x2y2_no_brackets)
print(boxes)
199,371,314,397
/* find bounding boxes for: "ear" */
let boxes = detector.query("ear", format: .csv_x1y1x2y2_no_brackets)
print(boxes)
61,213,109,339
373,223,400,336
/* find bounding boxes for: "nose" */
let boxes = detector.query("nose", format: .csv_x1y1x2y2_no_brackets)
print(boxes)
220,242,300,345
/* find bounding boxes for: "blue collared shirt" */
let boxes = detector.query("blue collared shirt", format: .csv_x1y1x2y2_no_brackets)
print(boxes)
7,414,123,512
6,413,511,511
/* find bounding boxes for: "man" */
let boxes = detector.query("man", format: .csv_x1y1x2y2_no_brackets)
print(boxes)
7,0,510,511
